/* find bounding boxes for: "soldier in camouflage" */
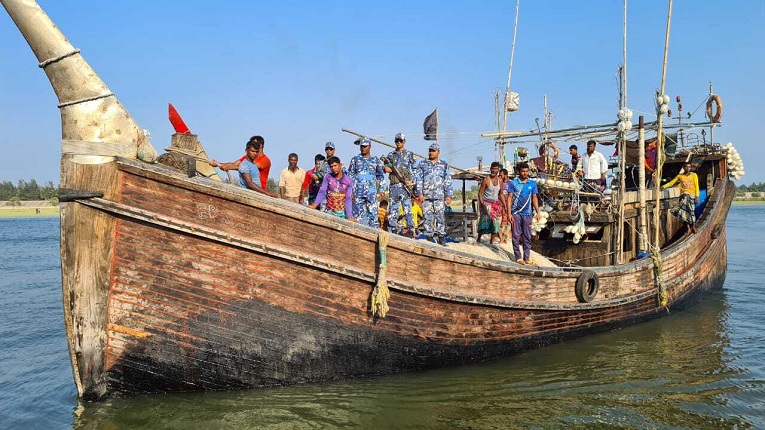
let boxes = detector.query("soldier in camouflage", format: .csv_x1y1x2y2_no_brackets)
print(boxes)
415,142,454,244
348,137,387,228
384,132,417,236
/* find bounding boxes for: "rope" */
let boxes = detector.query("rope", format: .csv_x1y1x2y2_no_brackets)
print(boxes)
163,147,222,181
38,49,80,68
687,95,710,118
58,93,114,108
651,245,668,307
370,232,391,318
546,250,616,267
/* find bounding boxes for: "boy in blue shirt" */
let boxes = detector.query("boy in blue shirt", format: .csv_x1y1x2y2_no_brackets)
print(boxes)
506,163,541,264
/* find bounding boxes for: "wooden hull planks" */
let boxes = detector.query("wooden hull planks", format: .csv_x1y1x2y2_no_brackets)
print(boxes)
65,159,731,399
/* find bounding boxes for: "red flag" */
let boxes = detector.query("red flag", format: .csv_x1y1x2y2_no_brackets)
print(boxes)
168,103,191,134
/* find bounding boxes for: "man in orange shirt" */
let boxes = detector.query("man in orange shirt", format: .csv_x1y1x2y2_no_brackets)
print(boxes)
210,135,272,190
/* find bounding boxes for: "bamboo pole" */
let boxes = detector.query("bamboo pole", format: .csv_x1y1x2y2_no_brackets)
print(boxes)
708,82,714,147
341,128,476,176
482,122,615,139
638,116,648,252
653,0,673,249
482,119,717,141
615,0,628,264
498,0,522,165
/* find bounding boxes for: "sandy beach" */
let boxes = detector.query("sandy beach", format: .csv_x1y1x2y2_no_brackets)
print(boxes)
0,201,59,217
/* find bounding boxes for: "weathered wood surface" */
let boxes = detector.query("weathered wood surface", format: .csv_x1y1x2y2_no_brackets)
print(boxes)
62,160,732,398
60,158,121,399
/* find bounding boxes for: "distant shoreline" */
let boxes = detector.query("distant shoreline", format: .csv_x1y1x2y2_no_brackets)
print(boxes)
0,201,59,218
0,199,759,217
732,200,765,206
0,206,59,218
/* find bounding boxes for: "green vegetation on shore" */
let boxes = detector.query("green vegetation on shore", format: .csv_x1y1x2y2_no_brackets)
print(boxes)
0,179,58,201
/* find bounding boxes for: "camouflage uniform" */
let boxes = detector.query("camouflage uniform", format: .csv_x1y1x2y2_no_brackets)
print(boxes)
348,153,387,228
385,148,416,234
415,158,454,241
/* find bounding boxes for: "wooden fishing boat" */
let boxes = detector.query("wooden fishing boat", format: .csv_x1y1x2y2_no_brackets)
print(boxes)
2,0,735,400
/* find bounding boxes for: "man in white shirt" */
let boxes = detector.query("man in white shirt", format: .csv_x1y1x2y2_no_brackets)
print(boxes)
279,153,306,203
576,140,608,190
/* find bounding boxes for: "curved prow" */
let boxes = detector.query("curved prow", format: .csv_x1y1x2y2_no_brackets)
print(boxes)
1,0,157,161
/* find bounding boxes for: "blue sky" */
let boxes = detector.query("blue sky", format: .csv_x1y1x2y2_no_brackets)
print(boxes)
1,1,763,184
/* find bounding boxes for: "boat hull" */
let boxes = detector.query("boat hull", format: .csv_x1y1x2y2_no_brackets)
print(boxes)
66,160,731,399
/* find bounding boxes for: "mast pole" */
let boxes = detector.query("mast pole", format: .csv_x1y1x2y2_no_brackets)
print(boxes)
615,0,628,264
499,0,521,167
653,0,673,249
709,82,714,148
638,116,648,252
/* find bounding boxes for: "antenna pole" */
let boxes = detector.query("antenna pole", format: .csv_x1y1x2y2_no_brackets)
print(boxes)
499,0,521,167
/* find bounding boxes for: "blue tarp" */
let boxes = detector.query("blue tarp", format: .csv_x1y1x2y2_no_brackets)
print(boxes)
695,189,707,218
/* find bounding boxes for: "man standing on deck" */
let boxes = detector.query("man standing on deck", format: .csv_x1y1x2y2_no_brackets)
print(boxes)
569,144,581,172
662,161,699,235
309,156,355,221
238,140,277,197
477,161,506,244
348,137,387,228
415,143,454,245
384,132,417,236
278,153,305,203
576,140,608,190
499,168,511,243
210,135,272,190
302,154,326,206
507,162,541,265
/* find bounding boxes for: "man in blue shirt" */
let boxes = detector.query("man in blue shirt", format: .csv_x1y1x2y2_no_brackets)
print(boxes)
506,162,541,264
238,140,277,197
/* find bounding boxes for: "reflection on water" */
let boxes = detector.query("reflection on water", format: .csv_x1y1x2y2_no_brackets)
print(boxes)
73,291,754,429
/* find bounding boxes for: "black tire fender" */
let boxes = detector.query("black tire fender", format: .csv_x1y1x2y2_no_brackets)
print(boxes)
575,270,599,303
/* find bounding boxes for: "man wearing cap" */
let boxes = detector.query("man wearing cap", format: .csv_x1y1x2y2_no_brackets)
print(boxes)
348,137,387,228
384,132,417,236
414,143,454,244
322,141,347,176
323,141,336,175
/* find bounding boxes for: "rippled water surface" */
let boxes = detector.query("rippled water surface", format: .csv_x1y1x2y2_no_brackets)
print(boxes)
0,207,763,429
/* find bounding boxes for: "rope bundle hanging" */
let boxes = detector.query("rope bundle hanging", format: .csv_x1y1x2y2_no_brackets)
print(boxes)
651,245,668,307
370,232,391,318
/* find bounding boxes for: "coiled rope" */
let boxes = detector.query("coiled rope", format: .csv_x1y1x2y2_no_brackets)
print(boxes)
370,232,391,318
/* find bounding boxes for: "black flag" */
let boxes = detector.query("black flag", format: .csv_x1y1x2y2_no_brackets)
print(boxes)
423,108,438,141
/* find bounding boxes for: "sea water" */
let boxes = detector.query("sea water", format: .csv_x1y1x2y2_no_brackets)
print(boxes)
0,207,763,429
